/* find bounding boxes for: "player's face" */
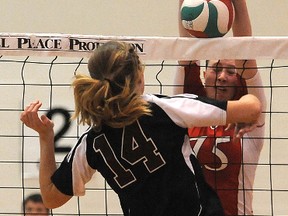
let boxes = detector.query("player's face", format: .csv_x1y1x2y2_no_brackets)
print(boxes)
25,201,48,216
204,60,238,101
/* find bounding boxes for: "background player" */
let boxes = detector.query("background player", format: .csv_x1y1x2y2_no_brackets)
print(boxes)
23,193,49,216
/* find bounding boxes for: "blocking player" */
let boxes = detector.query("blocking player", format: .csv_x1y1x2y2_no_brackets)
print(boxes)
176,0,266,215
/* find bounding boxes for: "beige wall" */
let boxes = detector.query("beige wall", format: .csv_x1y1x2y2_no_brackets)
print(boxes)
1,0,287,37
1,0,287,215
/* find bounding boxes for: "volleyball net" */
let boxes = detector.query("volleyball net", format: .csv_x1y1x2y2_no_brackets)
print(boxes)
0,33,287,215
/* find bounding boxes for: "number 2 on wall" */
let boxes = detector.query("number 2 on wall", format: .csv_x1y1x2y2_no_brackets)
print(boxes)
46,108,72,153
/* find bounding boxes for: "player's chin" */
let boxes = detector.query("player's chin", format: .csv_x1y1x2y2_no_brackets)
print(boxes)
215,92,232,101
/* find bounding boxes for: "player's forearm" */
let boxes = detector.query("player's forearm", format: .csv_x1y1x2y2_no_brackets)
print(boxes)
232,0,257,79
232,0,252,36
226,94,261,124
39,135,71,208
39,135,57,204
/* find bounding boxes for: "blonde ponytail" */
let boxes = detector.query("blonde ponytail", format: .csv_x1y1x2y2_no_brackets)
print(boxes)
72,54,151,130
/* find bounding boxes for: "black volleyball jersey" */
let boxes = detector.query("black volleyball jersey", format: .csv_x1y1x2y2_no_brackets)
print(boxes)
51,94,227,216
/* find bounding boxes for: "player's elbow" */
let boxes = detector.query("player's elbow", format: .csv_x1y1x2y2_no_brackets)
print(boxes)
43,199,59,209
42,195,71,209
249,99,262,122
41,186,72,209
242,94,262,123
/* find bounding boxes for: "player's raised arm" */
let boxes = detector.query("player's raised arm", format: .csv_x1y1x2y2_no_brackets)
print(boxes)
20,101,72,208
232,0,257,79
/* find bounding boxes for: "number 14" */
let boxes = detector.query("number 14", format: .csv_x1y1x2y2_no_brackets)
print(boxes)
93,121,166,189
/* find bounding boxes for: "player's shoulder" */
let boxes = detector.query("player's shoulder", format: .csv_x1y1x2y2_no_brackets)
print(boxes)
143,93,198,102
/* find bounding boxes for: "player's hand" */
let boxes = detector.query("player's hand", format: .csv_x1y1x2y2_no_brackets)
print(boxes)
20,100,54,136
225,122,257,142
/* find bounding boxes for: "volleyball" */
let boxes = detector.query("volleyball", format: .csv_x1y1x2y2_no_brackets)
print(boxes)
180,0,234,38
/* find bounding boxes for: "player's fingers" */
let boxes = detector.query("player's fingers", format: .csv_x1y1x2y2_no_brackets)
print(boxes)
28,100,42,112
20,104,34,123
233,128,245,142
225,123,235,131
21,101,42,127
26,101,42,123
21,102,35,119
22,101,41,115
